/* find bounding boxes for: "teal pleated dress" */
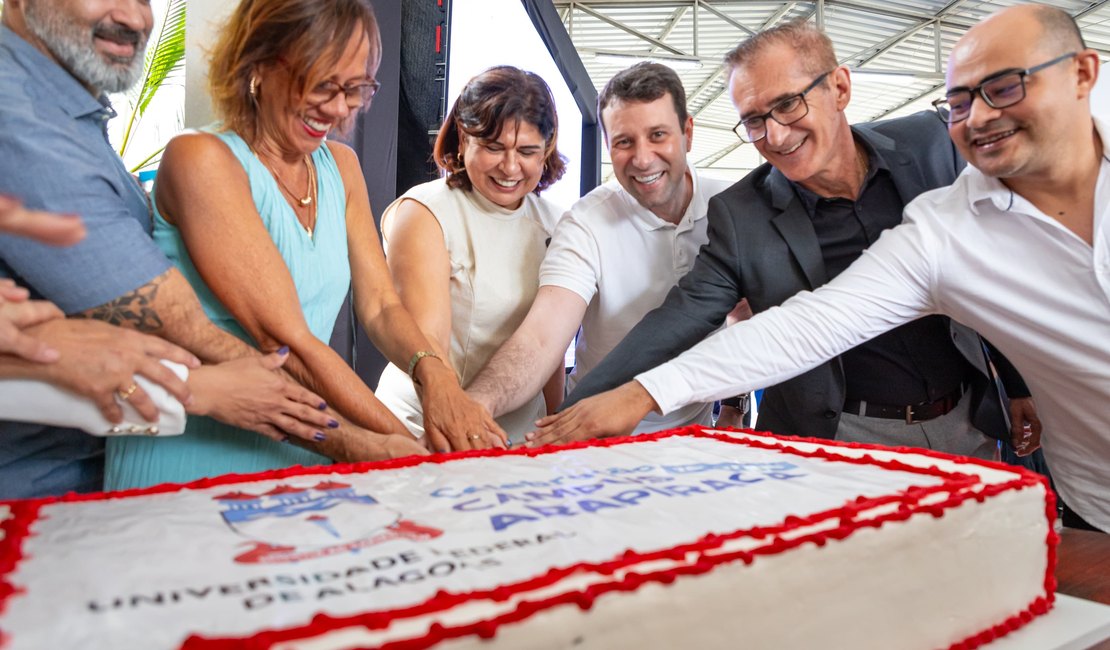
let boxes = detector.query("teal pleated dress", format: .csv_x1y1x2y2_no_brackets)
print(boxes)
104,130,350,489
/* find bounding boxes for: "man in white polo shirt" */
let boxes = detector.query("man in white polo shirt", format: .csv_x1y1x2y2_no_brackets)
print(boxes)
465,62,739,434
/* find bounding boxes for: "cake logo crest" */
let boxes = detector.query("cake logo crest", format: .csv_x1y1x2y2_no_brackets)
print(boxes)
214,480,441,564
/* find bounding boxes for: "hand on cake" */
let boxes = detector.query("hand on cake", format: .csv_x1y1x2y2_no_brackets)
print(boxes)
525,381,658,447
415,358,508,452
320,423,429,463
384,432,432,459
187,349,337,443
1008,396,1042,456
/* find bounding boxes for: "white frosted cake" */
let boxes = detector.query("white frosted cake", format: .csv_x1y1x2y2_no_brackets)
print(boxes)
0,427,1055,649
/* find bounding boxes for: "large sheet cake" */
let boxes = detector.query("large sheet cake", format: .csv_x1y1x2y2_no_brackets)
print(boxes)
0,427,1056,649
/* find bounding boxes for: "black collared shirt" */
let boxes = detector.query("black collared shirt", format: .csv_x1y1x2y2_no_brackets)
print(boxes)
793,138,968,405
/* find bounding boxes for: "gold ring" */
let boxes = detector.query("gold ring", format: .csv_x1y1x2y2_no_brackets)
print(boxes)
116,383,138,400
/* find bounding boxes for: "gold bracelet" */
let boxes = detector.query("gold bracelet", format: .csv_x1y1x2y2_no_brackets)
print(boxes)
407,350,441,386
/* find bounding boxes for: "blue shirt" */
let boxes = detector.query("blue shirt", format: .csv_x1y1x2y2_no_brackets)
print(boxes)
0,26,172,498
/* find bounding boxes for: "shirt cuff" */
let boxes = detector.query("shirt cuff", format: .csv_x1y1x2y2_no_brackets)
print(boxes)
635,365,689,416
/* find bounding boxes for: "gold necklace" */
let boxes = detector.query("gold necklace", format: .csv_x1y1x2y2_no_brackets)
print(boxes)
252,147,318,238
266,154,314,207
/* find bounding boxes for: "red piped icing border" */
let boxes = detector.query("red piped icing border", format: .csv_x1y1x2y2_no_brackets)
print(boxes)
0,427,1056,650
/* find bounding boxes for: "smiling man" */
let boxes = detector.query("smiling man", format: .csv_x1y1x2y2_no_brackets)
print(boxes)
537,5,1109,533
540,20,1035,461
464,63,734,434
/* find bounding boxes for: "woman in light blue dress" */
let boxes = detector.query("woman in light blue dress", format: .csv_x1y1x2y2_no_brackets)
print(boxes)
105,0,505,489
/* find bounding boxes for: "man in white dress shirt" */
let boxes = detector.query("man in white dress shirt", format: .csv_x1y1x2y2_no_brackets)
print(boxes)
464,63,740,434
536,5,1109,532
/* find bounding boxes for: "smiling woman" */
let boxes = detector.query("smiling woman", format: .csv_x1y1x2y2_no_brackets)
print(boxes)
374,66,568,447
103,0,508,490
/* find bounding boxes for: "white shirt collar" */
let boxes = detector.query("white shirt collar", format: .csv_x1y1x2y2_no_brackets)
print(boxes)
963,115,1110,216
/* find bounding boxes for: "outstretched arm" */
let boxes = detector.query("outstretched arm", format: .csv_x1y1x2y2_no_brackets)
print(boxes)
561,194,746,409
467,286,587,418
533,219,940,444
339,144,506,453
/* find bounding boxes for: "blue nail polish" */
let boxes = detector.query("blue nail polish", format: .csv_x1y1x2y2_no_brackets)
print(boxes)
314,432,326,442
318,401,328,411
277,345,290,355
327,419,339,428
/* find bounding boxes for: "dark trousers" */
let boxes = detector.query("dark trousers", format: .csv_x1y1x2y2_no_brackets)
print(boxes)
1061,499,1105,533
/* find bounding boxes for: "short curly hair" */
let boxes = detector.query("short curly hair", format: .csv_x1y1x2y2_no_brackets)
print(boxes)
433,66,567,193
207,0,381,139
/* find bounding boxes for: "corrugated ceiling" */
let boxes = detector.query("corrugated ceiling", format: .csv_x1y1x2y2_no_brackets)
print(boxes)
552,0,1110,182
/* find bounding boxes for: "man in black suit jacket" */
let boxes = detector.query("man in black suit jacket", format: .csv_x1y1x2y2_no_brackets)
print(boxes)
529,20,1037,455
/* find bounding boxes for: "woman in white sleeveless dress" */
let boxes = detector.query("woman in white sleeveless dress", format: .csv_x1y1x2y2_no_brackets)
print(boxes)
376,66,567,449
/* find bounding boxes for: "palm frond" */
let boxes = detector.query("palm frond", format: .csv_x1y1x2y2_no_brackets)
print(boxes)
118,0,186,157
137,0,186,116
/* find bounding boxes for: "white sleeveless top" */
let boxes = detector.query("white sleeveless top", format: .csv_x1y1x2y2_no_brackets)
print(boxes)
376,178,562,443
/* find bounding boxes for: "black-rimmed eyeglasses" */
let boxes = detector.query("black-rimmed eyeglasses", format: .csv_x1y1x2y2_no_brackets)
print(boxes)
932,52,1076,124
732,71,831,144
307,79,382,109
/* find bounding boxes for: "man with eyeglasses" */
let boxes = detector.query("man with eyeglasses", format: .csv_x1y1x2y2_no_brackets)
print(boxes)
535,5,1110,533
536,19,1034,462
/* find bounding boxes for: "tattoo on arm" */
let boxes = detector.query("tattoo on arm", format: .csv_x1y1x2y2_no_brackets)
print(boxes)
76,269,168,333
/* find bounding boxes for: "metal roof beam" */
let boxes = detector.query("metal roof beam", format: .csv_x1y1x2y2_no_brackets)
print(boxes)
762,2,799,29
841,0,967,68
871,82,945,121
652,6,689,47
689,3,808,119
570,2,688,55
842,20,933,67
695,140,743,167
824,0,976,30
689,67,726,109
698,1,757,37
1075,1,1109,20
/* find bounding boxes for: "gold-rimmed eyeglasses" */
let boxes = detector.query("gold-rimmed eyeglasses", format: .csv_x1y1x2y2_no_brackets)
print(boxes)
306,78,381,109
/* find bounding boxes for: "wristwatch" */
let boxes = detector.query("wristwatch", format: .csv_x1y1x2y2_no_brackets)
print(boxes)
719,393,750,413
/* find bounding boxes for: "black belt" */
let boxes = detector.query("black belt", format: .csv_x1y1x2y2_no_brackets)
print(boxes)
843,384,966,424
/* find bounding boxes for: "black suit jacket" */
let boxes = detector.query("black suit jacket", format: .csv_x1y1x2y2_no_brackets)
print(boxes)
564,112,1027,440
